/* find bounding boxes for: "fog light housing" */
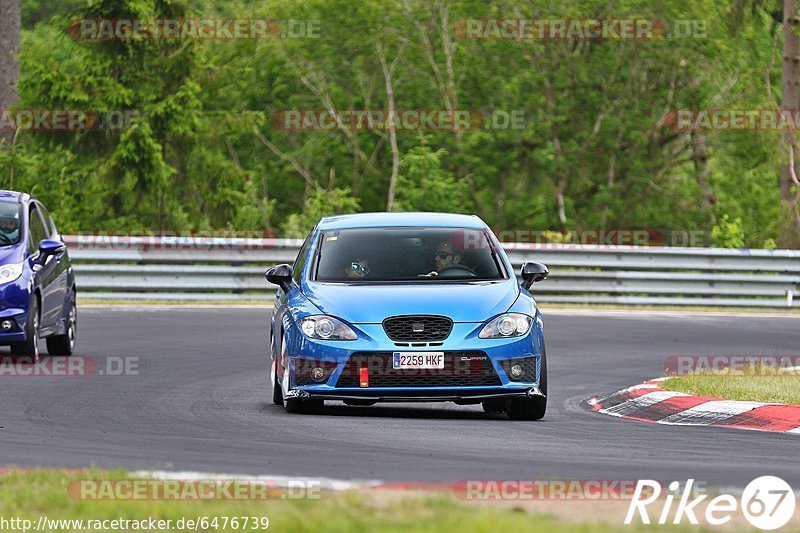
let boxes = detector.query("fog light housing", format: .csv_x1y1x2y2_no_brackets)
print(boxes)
509,363,524,378
311,366,326,382
1,319,13,331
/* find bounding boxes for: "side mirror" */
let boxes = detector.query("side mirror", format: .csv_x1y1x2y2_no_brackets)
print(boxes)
520,262,548,290
38,239,66,259
265,264,293,292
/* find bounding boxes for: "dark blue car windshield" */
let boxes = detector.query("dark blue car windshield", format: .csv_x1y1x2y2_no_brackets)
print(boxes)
315,227,505,282
0,202,22,246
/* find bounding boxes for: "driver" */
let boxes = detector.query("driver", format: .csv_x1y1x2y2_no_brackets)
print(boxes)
424,241,462,276
0,216,19,243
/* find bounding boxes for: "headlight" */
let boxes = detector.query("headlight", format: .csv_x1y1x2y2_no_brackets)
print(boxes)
0,262,23,285
479,313,532,339
298,315,358,340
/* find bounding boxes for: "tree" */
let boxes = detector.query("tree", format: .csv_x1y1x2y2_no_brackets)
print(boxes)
0,0,21,146
781,0,800,245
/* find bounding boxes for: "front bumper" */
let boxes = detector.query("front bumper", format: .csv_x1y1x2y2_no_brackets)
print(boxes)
0,278,31,344
282,320,545,402
286,386,546,403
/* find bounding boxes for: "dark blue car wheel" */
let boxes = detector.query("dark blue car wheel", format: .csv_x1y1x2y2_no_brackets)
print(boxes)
10,297,39,361
46,290,76,356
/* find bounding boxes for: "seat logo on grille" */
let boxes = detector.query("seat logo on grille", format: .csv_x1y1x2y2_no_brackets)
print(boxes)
411,322,425,333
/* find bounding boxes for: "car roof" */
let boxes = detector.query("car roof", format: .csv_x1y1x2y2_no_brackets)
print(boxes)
318,212,486,230
0,190,30,204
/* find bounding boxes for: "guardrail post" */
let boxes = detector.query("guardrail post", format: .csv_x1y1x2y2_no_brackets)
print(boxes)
788,290,794,308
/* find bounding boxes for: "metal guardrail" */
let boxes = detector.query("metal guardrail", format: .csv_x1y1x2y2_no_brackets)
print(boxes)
63,236,800,307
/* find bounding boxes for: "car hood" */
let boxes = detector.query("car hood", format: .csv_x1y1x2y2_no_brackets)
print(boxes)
0,245,24,265
303,279,520,323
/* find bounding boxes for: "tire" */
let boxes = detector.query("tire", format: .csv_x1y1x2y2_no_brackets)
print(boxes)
481,399,506,414
285,397,323,414
271,332,284,406
507,346,548,421
278,330,323,414
46,290,76,356
11,297,40,360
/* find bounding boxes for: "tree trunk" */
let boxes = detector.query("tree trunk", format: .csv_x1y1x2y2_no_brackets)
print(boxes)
781,0,800,245
0,0,21,146
377,42,400,212
690,131,717,224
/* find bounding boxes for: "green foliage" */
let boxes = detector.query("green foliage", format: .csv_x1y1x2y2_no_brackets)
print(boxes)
282,187,361,238
712,215,746,248
394,144,471,213
225,176,276,232
2,0,794,247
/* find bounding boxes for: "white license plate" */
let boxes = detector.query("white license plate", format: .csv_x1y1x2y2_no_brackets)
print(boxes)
392,352,445,370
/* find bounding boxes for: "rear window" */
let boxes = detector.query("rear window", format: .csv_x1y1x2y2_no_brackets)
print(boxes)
315,227,505,282
0,202,22,246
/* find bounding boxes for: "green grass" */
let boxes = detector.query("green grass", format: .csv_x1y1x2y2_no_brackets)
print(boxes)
662,372,800,405
0,469,715,532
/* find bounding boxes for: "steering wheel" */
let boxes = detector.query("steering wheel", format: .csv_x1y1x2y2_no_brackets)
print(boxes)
436,264,476,278
0,234,13,246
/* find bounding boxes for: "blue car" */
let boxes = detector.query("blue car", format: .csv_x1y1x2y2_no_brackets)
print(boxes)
266,212,549,420
0,190,76,359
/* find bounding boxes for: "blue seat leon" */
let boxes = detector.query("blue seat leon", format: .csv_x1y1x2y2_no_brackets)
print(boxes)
265,212,549,420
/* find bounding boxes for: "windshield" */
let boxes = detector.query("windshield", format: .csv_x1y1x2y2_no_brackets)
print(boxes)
315,227,505,282
0,202,21,246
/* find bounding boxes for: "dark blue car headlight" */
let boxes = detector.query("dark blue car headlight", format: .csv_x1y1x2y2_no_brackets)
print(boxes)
0,262,24,285
298,315,358,340
479,313,532,339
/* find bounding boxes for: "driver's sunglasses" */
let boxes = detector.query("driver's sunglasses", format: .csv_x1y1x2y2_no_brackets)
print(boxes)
434,251,454,260
350,262,370,274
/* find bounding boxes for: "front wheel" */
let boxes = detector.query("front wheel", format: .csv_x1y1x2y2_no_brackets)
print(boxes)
481,399,506,414
285,397,324,414
46,290,76,356
507,347,547,421
11,298,40,360
271,330,285,405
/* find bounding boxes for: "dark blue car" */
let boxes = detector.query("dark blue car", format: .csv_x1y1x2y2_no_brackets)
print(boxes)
266,213,549,420
0,190,76,359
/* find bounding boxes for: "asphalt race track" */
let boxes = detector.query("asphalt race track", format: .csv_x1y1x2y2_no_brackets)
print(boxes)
1,308,798,487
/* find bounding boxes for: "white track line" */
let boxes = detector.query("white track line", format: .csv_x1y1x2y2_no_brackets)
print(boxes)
132,470,381,491
658,401,769,426
599,391,686,417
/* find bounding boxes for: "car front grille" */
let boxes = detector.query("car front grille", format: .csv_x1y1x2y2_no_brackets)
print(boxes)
335,351,501,388
382,315,453,342
499,356,538,382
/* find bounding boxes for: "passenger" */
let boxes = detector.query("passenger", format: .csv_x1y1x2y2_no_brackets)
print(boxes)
345,257,370,279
